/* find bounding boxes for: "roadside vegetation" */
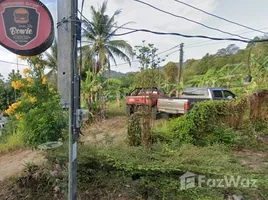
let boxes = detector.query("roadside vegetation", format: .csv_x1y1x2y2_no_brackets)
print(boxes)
1,1,268,199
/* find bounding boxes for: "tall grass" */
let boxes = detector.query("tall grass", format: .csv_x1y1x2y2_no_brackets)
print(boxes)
106,99,126,117
0,132,25,154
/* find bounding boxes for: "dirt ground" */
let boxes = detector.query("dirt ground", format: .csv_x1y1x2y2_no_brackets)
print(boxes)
0,115,267,186
0,149,45,182
81,116,128,145
0,116,127,183
234,149,268,171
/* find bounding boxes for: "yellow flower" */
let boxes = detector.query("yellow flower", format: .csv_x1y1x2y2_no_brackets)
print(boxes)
19,56,26,60
11,101,22,109
15,113,24,120
11,80,24,90
29,97,37,104
23,68,30,76
5,107,15,115
27,77,34,84
36,63,41,68
42,76,47,84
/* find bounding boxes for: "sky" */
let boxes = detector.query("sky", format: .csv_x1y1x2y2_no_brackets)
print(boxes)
0,0,268,79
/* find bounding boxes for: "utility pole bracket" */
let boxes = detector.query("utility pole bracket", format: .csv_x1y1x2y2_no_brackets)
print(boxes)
76,109,89,128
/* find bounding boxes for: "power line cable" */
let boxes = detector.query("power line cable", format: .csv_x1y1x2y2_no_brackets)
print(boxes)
78,9,268,43
0,59,29,67
185,27,268,47
76,10,268,71
133,0,250,40
111,46,180,70
185,27,268,49
113,27,268,43
174,0,268,35
157,45,180,55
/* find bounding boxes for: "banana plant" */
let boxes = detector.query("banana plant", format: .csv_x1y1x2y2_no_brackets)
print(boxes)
104,78,123,107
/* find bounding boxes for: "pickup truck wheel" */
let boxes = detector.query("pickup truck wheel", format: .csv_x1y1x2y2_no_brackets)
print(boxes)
151,106,158,120
126,105,133,116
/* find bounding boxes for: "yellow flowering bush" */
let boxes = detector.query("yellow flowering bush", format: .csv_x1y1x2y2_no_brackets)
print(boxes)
42,76,47,85
23,68,30,76
18,55,26,60
29,96,37,104
27,77,34,84
5,106,15,115
3,54,67,147
15,113,24,120
11,80,24,90
5,101,22,115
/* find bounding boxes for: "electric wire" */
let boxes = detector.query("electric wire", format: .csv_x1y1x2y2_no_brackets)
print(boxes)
112,27,265,43
186,27,268,48
74,9,268,71
78,9,268,44
0,59,29,67
157,45,180,55
174,0,268,35
133,0,250,40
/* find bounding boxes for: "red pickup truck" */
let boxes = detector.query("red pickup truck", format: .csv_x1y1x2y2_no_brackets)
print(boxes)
126,87,168,118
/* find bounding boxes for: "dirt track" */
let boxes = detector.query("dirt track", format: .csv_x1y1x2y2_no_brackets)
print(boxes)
0,116,127,183
82,116,127,145
1,116,267,183
0,150,44,182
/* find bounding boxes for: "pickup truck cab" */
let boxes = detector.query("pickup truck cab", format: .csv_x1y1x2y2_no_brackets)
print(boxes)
126,87,168,116
157,87,236,115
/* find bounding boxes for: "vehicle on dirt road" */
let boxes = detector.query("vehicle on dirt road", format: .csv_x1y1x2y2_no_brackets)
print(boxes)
157,87,236,115
126,87,168,118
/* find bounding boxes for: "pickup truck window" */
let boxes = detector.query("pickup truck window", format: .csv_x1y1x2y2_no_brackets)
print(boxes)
182,89,209,96
213,90,223,98
223,90,235,99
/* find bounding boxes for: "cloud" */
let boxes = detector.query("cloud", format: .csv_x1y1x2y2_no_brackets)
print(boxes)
0,47,27,80
79,0,219,68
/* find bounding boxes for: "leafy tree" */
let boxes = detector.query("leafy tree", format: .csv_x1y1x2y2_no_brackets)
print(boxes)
133,42,163,70
118,73,136,94
131,42,165,148
216,44,240,56
105,78,123,107
163,62,178,83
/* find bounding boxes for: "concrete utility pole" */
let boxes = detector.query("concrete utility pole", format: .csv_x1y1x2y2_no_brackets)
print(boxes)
57,0,80,199
176,43,184,97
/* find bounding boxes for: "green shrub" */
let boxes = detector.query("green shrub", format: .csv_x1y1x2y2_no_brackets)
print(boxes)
18,99,67,146
153,98,248,146
127,114,142,146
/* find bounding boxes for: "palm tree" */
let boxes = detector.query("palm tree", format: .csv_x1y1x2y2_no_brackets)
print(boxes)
44,40,58,87
83,1,133,73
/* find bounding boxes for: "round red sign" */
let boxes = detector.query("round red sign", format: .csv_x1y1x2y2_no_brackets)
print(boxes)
0,0,54,56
